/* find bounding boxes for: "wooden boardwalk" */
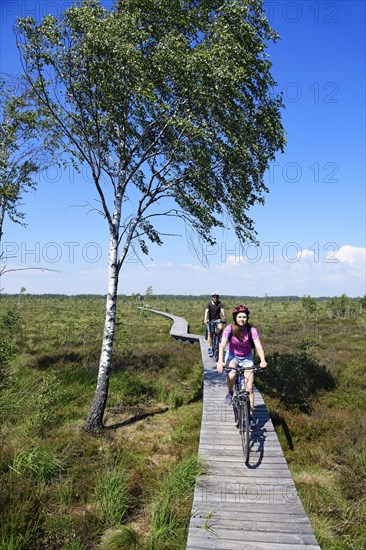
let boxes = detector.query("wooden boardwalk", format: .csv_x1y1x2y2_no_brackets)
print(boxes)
145,309,321,550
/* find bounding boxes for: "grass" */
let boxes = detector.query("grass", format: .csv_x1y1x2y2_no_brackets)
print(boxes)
10,446,64,483
0,293,365,548
147,455,206,550
100,526,141,550
92,464,132,525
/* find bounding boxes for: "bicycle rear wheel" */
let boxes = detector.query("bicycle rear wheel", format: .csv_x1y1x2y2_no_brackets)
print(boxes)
238,399,250,464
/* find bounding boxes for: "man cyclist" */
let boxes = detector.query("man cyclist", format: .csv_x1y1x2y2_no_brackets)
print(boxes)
204,292,226,357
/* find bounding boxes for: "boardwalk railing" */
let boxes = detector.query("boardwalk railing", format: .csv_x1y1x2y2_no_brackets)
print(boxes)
143,308,321,550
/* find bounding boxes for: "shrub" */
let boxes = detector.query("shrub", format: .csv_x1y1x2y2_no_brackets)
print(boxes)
257,352,335,412
0,308,21,369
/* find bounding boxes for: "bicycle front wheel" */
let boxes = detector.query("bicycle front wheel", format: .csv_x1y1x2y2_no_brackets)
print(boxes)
212,332,220,361
238,399,250,464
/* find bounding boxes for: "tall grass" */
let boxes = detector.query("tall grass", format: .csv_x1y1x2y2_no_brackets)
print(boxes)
147,455,206,550
100,526,140,550
92,466,131,525
10,446,64,483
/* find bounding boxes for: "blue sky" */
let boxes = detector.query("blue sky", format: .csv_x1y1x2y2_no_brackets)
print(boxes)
0,0,365,297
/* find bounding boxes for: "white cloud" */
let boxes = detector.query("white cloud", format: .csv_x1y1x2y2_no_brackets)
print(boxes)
2,245,365,297
182,263,206,273
145,261,174,269
300,249,316,259
335,245,366,266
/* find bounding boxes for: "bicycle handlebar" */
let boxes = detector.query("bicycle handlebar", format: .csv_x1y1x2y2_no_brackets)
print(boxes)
223,365,265,374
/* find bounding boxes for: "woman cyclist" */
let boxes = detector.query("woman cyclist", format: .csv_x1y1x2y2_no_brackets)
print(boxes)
217,304,267,430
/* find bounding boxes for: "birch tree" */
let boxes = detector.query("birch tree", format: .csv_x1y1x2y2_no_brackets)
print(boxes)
16,0,285,430
0,84,43,244
0,83,51,290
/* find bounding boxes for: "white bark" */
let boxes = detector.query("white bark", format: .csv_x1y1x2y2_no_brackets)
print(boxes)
85,230,119,429
85,173,124,429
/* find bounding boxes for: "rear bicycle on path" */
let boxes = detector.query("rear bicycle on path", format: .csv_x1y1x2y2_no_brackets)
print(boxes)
209,319,225,360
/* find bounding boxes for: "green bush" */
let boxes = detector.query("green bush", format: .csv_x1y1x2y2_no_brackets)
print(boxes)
257,352,335,412
0,308,21,368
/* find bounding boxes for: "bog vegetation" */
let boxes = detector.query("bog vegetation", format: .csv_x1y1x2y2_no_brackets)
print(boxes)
0,293,365,549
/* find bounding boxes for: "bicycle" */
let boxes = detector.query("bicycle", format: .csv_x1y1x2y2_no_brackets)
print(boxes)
209,319,225,360
224,365,263,465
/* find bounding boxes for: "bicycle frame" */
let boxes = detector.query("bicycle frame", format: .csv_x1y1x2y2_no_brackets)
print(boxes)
224,365,262,464
209,319,225,360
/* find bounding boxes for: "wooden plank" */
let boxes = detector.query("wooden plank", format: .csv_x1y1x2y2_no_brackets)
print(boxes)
190,517,310,538
146,310,321,549
191,508,315,525
191,501,311,515
186,525,316,549
186,538,321,550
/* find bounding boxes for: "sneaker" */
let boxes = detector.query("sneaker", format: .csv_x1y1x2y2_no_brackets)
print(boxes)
208,348,213,357
250,419,257,431
225,391,233,405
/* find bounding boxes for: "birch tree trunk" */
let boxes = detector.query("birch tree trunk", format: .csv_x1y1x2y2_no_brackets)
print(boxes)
0,207,4,243
84,176,123,430
84,232,119,430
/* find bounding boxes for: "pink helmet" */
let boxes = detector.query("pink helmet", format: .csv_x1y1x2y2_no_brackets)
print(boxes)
232,304,250,319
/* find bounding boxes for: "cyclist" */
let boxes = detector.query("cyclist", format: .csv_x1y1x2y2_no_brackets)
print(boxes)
204,292,226,357
217,304,267,430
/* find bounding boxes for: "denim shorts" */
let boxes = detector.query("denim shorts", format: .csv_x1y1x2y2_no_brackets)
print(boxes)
208,319,224,334
224,352,254,369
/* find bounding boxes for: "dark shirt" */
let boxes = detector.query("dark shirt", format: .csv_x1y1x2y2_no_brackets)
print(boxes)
206,300,223,321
